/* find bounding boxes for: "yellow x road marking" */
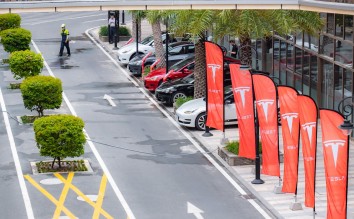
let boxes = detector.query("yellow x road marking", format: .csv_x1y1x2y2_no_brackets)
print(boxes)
25,173,113,219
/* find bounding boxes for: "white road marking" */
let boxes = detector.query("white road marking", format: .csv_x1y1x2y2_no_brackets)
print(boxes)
23,13,106,26
85,27,272,219
40,178,63,185
0,88,35,219
187,202,204,219
31,39,136,219
77,195,98,202
103,94,116,107
83,19,107,23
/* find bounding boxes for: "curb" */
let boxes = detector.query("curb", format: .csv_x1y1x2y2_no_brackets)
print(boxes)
87,27,283,219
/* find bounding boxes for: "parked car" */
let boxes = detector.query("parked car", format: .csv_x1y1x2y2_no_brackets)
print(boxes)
116,33,176,65
144,55,195,92
175,86,237,130
128,42,194,76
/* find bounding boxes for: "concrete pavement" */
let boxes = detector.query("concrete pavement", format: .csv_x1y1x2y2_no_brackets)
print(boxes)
89,23,354,219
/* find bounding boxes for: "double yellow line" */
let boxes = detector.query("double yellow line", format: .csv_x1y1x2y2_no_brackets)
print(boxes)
25,173,113,219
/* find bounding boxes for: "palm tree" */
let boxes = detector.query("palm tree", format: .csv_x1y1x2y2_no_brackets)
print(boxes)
130,10,146,42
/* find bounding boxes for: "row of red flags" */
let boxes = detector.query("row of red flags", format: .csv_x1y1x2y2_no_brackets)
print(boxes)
204,42,349,219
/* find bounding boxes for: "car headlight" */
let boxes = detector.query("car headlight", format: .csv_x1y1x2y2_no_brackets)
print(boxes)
183,109,197,114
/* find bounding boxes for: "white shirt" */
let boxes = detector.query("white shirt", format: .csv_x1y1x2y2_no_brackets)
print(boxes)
109,18,115,27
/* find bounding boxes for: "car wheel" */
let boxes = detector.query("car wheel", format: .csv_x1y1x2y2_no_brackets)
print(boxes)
172,92,187,103
195,112,206,131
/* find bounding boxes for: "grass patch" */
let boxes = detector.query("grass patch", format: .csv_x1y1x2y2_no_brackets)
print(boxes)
21,115,41,124
226,141,262,155
36,160,88,173
2,58,9,64
175,96,193,109
9,82,21,89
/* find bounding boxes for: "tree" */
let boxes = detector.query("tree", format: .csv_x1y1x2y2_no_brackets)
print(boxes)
0,13,21,32
20,76,63,117
0,28,31,53
130,11,146,42
9,50,43,80
33,115,86,168
146,10,166,69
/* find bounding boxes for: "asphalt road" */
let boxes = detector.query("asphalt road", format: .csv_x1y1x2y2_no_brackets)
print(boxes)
0,11,271,219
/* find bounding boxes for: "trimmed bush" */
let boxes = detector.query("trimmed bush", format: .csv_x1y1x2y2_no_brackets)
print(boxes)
33,115,86,168
0,13,21,31
175,96,193,109
99,26,108,36
9,50,43,80
226,141,262,155
20,76,63,117
0,28,31,53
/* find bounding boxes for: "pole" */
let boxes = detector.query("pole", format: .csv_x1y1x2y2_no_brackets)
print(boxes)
203,41,212,137
165,19,169,73
251,109,264,184
135,16,139,58
113,10,119,50
121,10,125,25
108,11,111,44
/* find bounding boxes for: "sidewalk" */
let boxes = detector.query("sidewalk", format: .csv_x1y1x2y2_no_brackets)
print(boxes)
88,25,354,219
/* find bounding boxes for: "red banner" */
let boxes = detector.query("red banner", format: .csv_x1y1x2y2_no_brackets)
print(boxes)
320,109,348,219
205,42,224,131
297,95,317,208
229,64,255,159
252,74,279,176
278,86,300,194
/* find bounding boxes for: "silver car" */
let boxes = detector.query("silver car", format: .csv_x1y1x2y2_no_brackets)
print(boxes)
175,86,237,130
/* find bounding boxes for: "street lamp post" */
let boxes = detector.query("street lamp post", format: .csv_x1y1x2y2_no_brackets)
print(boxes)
338,96,354,135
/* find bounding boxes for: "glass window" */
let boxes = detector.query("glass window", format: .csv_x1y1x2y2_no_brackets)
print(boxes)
335,14,344,38
344,15,353,40
295,47,302,74
310,56,318,101
320,35,334,58
327,13,335,35
303,51,310,76
344,68,353,100
304,33,319,52
187,45,195,53
169,46,183,55
287,44,294,70
335,40,353,67
321,60,334,109
296,31,303,46
294,74,302,93
286,70,294,87
334,65,344,109
303,75,310,95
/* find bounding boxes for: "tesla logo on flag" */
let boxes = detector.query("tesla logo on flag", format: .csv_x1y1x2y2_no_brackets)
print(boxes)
302,122,316,146
282,113,298,134
234,87,250,108
324,140,346,168
256,99,274,122
207,64,221,83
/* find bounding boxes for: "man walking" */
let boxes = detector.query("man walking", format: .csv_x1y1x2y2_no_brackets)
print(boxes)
108,14,116,44
229,40,238,58
59,24,71,57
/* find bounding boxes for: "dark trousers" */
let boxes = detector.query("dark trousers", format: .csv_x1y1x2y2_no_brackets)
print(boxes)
109,26,115,43
59,41,70,56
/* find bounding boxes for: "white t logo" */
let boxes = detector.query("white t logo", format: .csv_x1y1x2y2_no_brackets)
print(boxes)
324,140,346,168
302,122,316,146
207,64,221,84
256,99,274,122
282,113,298,134
234,87,250,108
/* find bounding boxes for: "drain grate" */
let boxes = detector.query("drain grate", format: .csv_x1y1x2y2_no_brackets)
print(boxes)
241,194,256,200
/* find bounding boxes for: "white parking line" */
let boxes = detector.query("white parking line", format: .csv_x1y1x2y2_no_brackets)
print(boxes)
31,40,136,219
0,88,35,219
85,27,272,219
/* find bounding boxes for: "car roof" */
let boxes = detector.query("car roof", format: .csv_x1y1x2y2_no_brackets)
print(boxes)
169,41,193,47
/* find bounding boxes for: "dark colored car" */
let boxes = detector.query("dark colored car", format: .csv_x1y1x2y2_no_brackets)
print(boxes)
128,42,195,76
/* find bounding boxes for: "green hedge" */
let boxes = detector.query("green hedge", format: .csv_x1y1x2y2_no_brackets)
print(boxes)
99,25,131,37
0,13,21,32
226,141,262,155
9,50,43,80
175,97,193,109
34,114,86,167
21,76,63,117
0,28,31,53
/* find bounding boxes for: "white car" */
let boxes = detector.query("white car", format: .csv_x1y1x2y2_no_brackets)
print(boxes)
117,34,170,65
175,86,237,130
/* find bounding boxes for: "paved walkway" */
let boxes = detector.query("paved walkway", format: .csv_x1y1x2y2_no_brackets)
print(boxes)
89,24,354,219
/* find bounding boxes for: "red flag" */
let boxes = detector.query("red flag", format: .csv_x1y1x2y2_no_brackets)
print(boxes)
297,95,317,208
229,64,255,159
320,109,348,219
278,86,300,194
252,74,280,176
205,41,224,131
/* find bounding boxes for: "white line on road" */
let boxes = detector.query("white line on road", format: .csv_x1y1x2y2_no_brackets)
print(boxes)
85,27,272,219
0,88,35,219
31,40,136,219
22,13,106,26
83,19,107,23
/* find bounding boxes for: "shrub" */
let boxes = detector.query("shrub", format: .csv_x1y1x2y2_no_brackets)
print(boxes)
175,97,193,109
20,76,63,117
0,28,31,53
33,115,86,168
226,141,262,155
0,13,21,31
118,26,130,36
99,26,108,36
9,50,43,80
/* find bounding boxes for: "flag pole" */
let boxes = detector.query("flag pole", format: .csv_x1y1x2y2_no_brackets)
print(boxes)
203,40,213,137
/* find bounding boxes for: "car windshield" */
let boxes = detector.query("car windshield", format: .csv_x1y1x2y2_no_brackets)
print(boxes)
140,35,154,45
169,57,194,71
181,74,194,84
